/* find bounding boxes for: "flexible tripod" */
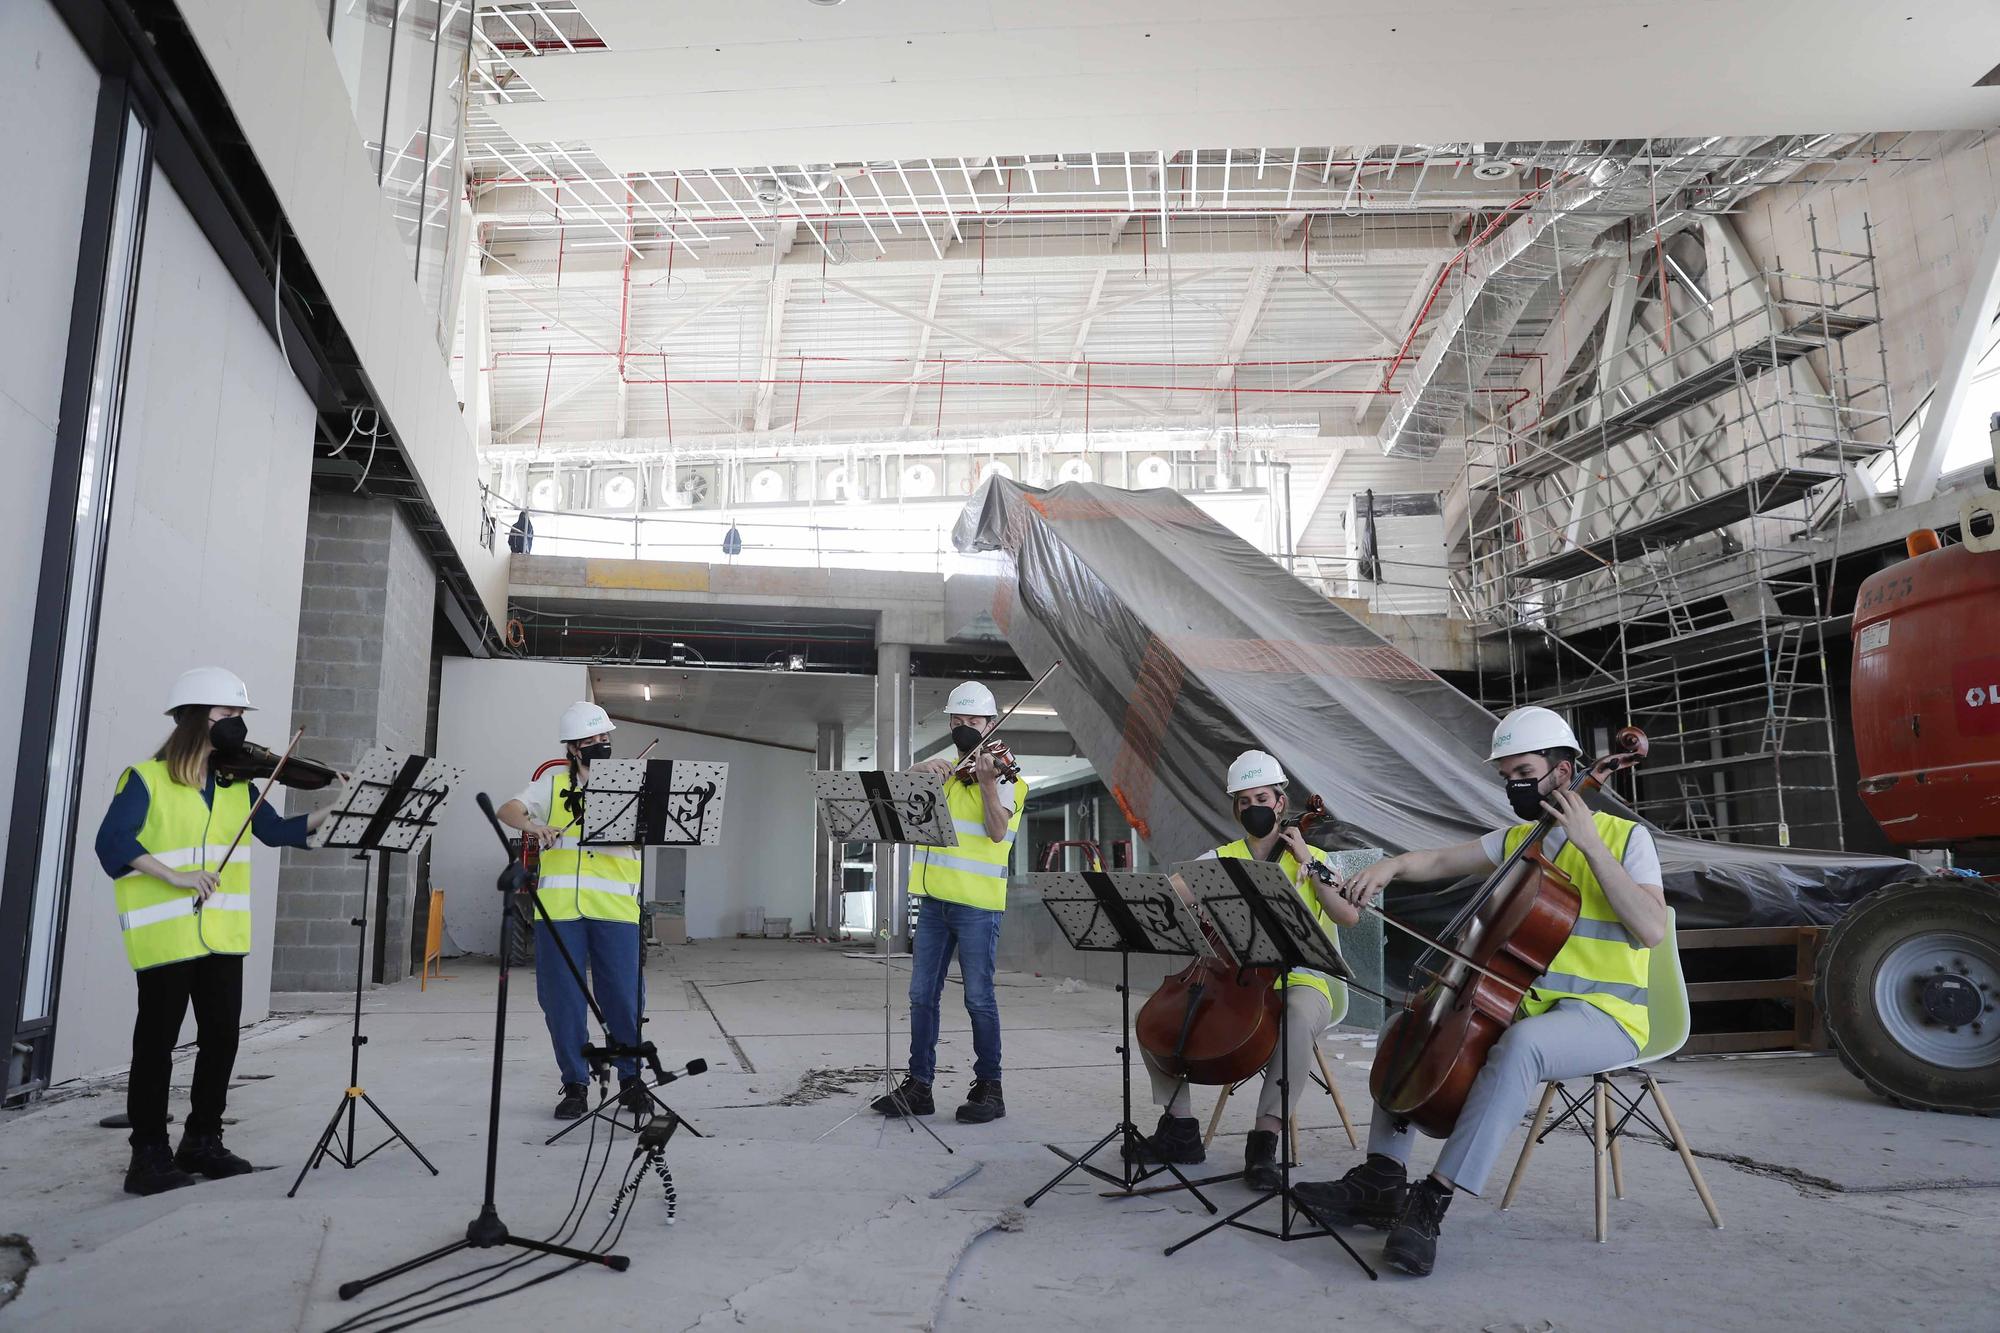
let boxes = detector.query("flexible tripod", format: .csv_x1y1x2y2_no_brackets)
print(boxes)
337,794,633,1301
288,846,439,1197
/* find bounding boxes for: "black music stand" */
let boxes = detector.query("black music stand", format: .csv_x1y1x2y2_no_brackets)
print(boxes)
543,757,728,1146
1161,858,1377,1280
1022,866,1217,1213
288,749,458,1198
337,793,631,1302
808,767,957,1152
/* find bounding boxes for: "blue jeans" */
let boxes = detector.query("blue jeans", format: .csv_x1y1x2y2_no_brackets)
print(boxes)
906,895,1002,1084
535,916,645,1085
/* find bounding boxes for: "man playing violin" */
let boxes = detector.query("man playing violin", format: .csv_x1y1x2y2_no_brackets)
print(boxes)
1296,707,1667,1277
872,681,1026,1125
1128,750,1361,1190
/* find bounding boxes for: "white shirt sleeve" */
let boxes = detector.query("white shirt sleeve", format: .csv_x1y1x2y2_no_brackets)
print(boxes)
1196,848,1219,861
1478,829,1509,865
1620,825,1663,887
509,782,549,826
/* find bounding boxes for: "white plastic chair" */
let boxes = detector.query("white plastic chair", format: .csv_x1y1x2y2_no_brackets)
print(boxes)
1498,910,1724,1241
1201,982,1359,1161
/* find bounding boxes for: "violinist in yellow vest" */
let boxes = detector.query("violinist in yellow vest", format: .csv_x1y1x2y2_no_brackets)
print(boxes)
497,701,648,1120
93,667,330,1196
1127,750,1361,1191
1295,707,1667,1278
872,681,1025,1125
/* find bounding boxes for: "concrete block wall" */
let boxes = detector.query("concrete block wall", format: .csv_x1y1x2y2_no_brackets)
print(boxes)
273,492,437,991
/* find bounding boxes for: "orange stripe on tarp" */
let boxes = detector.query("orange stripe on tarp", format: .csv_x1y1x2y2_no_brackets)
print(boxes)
1109,638,1185,841
1165,636,1438,683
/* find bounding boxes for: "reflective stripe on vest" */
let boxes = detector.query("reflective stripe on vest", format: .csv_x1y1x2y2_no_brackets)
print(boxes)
1507,812,1651,1049
909,776,1026,912
112,760,253,970
1211,840,1346,1012
535,768,644,924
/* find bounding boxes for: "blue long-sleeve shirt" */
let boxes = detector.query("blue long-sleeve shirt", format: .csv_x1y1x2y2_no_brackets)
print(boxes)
94,767,311,878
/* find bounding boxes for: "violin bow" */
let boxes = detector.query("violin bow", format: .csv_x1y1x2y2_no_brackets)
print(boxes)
207,728,305,888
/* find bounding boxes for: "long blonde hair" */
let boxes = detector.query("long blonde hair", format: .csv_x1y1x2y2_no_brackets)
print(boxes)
154,707,213,789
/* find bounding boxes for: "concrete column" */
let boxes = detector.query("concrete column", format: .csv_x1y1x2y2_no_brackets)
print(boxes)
874,643,912,948
273,492,437,991
813,721,844,937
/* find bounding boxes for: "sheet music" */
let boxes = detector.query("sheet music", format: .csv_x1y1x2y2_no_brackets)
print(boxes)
576,758,728,847
812,770,956,847
310,748,461,855
1035,871,1197,955
1173,858,1355,979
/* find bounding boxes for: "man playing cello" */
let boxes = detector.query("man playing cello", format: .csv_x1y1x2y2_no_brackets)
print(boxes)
1127,750,1361,1191
1297,707,1667,1277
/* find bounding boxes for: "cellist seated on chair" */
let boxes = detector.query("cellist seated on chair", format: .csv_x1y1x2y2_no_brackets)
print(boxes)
1294,707,1667,1279
1125,749,1359,1192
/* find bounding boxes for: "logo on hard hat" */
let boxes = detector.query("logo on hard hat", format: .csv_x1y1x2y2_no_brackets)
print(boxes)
1972,686,1990,708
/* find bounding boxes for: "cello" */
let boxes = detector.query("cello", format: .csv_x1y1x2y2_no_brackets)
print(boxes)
1368,726,1650,1139
1134,798,1338,1086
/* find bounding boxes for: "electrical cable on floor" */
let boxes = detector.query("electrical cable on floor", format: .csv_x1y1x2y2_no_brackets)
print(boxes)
325,1096,627,1333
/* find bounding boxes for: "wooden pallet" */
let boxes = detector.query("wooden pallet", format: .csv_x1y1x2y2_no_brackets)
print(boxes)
1678,926,1826,1055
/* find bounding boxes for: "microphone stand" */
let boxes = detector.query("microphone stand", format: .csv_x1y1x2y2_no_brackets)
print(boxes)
336,793,630,1302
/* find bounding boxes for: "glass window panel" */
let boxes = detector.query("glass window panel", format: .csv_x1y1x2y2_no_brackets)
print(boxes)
419,0,473,340
380,0,442,270
327,0,395,177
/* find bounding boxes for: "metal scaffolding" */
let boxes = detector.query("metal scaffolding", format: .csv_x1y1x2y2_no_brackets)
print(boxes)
1460,212,1894,850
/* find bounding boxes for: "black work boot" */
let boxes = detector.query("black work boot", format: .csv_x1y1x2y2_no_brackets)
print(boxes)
1384,1176,1453,1277
1244,1129,1282,1192
955,1079,1006,1123
1124,1113,1206,1165
174,1131,254,1179
870,1076,934,1118
554,1082,590,1120
1294,1153,1408,1230
618,1076,651,1115
125,1141,198,1196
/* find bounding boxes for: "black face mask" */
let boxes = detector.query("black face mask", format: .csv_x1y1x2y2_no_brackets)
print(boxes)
1505,773,1551,821
1237,805,1279,838
208,715,248,754
577,741,613,764
950,725,984,756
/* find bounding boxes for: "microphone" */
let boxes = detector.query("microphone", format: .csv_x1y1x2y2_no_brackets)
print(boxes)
657,1059,707,1085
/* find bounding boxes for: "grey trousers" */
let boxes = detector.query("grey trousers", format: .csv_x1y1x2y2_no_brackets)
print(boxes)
1143,984,1334,1123
1366,998,1638,1196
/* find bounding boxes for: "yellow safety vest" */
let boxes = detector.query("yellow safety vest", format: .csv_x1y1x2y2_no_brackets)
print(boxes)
1506,812,1651,1049
1211,840,1346,1012
112,759,253,970
909,775,1027,912
535,768,644,924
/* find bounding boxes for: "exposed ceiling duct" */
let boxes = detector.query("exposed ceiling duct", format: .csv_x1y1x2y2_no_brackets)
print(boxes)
1375,137,1758,459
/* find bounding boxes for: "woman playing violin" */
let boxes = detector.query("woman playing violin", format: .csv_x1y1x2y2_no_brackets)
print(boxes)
1295,707,1666,1278
1126,749,1360,1190
93,667,331,1197
871,680,1025,1127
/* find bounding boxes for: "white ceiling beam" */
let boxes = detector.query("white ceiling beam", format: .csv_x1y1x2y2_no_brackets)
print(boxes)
1350,257,1446,428
900,272,947,429
1214,264,1278,397
752,272,795,432
500,363,615,440
1049,268,1109,423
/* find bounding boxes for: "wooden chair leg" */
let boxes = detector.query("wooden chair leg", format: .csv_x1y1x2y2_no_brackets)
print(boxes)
1500,1081,1558,1211
1202,1081,1235,1149
1288,1112,1301,1165
1314,1046,1358,1150
1609,1131,1626,1200
1592,1077,1609,1243
1646,1073,1723,1229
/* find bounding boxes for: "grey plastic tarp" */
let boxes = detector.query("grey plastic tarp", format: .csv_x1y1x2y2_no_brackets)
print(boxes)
954,478,1920,933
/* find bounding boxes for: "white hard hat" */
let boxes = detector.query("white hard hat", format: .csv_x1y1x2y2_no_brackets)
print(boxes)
1488,706,1581,761
164,666,254,715
1226,749,1287,794
944,681,998,718
558,700,616,741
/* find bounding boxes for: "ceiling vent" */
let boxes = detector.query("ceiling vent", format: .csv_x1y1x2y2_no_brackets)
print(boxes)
749,467,789,503
1057,458,1094,484
1134,455,1173,489
902,462,938,497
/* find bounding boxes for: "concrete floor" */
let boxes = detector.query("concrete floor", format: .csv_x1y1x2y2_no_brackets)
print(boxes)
2,938,1997,1332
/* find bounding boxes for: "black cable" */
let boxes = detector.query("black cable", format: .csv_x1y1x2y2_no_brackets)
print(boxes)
326,1099,620,1333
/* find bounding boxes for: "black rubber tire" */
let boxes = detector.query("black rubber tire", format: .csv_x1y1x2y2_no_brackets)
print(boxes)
1817,877,2000,1117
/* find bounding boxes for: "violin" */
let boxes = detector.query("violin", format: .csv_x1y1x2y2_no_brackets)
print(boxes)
213,739,342,790
1368,726,1650,1139
953,738,1021,784
1133,793,1337,1087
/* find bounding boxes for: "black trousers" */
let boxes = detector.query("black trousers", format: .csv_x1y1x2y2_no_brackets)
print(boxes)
128,953,243,1147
